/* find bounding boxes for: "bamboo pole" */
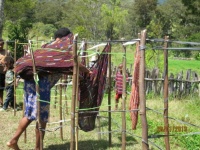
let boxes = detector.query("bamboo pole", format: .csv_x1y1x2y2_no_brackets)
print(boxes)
70,34,78,150
121,44,127,150
108,43,112,147
139,29,149,150
29,43,43,150
163,36,170,150
59,78,63,140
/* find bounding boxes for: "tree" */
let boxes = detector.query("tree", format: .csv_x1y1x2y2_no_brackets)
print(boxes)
59,0,105,40
100,0,128,40
0,0,4,37
132,0,157,29
3,0,37,58
181,0,200,34
34,0,65,27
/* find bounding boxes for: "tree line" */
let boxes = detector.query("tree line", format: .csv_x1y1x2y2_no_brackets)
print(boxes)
0,0,199,59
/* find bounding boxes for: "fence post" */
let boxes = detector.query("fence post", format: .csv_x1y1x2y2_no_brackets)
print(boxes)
139,29,149,150
163,35,170,150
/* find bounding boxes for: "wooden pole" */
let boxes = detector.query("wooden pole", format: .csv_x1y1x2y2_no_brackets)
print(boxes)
13,40,17,116
75,58,80,150
82,38,89,67
29,42,43,150
63,74,68,114
108,43,112,147
24,41,27,143
97,115,101,140
59,78,63,140
70,34,78,150
5,40,8,55
121,44,127,150
139,29,149,150
54,84,57,109
163,36,170,150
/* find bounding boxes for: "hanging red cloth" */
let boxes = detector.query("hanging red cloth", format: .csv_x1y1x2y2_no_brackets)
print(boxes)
129,42,140,130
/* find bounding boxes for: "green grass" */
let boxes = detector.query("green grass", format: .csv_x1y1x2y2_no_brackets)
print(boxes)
168,59,200,76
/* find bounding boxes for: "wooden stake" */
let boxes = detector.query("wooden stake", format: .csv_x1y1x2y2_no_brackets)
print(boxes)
139,29,149,150
75,58,80,150
121,44,127,150
163,36,170,150
29,43,43,150
13,40,17,116
70,34,78,150
59,78,63,140
23,41,27,143
54,84,57,109
107,43,112,147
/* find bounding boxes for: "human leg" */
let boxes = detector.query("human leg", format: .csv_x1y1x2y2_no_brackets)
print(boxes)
7,117,32,150
0,73,5,106
115,93,119,110
115,93,122,110
2,86,13,110
35,121,47,150
0,90,3,106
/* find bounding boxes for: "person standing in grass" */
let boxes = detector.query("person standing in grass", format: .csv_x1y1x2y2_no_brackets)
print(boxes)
0,56,18,111
114,64,128,110
0,38,7,107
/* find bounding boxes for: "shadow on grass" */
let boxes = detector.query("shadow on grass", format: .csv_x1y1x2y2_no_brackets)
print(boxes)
45,137,138,150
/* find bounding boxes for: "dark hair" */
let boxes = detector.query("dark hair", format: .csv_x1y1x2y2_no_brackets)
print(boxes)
3,56,14,68
54,27,71,39
0,38,4,44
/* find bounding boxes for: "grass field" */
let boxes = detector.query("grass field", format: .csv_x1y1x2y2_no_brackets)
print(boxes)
0,80,200,150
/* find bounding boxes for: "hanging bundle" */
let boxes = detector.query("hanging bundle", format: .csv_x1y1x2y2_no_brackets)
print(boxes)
78,44,110,132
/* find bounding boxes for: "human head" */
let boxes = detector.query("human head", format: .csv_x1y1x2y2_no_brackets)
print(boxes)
54,27,71,39
0,38,4,49
118,64,123,70
2,56,14,70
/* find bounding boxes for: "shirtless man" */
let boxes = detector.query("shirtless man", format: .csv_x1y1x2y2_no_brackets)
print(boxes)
0,38,7,106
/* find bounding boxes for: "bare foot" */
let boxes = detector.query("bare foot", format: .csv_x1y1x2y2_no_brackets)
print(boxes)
6,141,20,150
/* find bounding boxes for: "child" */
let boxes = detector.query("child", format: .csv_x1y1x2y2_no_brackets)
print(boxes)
0,56,17,111
114,64,128,110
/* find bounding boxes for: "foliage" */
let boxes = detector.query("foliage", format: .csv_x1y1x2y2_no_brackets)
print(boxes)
4,0,36,22
186,32,200,60
5,19,32,59
100,0,128,40
58,0,105,40
145,44,164,73
28,22,56,40
132,0,157,29
33,0,65,27
0,0,200,63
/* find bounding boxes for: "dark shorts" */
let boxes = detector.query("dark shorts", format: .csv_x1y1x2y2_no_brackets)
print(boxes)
0,73,5,90
115,93,122,102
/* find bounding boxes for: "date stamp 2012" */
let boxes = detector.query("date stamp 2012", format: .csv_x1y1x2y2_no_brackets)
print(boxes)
157,126,188,132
